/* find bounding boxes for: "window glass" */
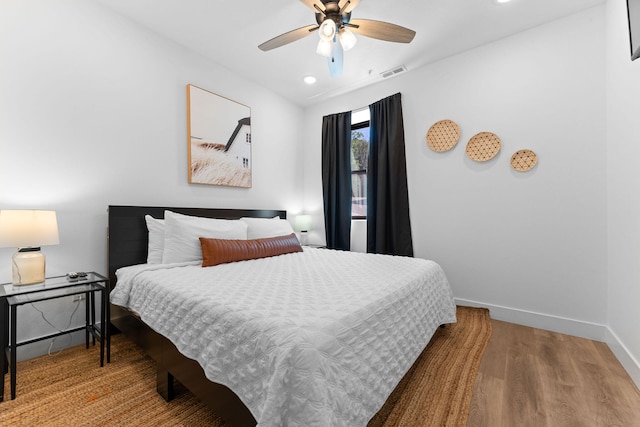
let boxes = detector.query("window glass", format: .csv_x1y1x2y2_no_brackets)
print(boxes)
351,109,370,219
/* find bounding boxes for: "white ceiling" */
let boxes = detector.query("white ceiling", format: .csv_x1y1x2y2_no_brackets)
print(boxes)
94,0,604,107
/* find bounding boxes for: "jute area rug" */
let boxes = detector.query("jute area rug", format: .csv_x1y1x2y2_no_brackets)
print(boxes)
0,306,491,427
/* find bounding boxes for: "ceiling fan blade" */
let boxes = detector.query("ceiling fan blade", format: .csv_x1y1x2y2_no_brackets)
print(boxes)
338,0,360,14
328,41,343,77
258,24,319,51
348,19,416,43
300,0,325,13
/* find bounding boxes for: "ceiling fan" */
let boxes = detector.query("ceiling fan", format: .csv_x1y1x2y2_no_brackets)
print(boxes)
258,0,416,77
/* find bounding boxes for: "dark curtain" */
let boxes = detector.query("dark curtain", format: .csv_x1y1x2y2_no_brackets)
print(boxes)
322,111,352,250
367,93,414,256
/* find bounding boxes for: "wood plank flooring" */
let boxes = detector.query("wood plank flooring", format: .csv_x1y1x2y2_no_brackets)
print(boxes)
467,320,640,426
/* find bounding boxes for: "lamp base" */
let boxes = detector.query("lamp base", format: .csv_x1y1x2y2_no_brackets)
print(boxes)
12,247,46,285
299,231,308,246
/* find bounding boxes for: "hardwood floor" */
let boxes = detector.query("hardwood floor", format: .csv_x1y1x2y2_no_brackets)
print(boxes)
467,319,640,426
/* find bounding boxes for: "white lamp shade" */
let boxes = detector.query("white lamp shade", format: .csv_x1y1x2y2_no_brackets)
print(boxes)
319,19,336,41
295,214,312,232
0,210,60,248
339,28,357,51
316,38,333,57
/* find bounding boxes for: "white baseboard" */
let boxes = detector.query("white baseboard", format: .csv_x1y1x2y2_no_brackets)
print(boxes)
456,298,640,390
455,298,608,341
606,328,640,390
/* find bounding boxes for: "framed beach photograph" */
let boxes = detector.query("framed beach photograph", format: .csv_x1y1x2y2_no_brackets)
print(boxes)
187,84,252,187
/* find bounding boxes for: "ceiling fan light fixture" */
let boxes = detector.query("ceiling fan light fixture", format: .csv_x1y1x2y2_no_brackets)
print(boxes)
258,0,415,78
338,28,357,51
319,19,336,41
316,38,333,57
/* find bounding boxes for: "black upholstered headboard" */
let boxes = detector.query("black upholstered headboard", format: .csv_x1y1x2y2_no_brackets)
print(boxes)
107,205,287,286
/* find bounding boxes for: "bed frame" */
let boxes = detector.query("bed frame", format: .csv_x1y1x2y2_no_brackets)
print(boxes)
107,205,287,426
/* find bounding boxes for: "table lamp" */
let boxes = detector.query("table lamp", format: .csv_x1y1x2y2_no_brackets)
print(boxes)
0,210,60,285
295,214,312,246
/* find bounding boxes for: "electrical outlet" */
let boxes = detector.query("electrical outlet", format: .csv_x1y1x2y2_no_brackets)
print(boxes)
72,294,84,302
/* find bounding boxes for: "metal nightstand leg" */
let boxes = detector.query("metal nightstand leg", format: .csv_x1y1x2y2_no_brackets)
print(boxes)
105,288,110,363
0,298,6,402
98,287,104,367
85,291,91,349
10,304,17,400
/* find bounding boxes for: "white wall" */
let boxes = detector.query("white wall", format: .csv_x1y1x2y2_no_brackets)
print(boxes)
303,7,609,339
0,0,304,359
605,0,640,387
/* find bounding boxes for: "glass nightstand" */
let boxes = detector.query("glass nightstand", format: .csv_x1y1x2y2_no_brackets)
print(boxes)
0,272,110,401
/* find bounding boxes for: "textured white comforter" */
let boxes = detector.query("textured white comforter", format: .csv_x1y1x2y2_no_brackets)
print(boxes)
111,248,456,427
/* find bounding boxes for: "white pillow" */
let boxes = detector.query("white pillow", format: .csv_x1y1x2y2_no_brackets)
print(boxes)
145,215,165,264
240,217,295,239
162,210,248,263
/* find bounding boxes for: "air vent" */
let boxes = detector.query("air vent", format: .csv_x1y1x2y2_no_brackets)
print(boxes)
380,65,407,79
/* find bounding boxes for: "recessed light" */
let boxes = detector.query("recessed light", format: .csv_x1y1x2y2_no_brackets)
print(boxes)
304,76,317,85
495,0,512,4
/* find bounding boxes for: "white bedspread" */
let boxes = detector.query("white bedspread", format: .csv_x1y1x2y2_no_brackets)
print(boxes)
111,248,456,427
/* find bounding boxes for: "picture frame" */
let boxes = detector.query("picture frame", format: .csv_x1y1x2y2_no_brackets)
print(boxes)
627,0,640,61
187,84,252,188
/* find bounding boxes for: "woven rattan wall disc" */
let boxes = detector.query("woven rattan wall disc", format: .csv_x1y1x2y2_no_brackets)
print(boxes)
466,132,501,162
426,119,460,152
510,149,538,171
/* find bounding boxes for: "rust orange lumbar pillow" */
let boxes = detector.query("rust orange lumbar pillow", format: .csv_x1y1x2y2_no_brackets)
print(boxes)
199,233,303,267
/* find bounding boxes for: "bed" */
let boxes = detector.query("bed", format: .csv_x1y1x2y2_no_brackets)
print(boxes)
107,205,456,427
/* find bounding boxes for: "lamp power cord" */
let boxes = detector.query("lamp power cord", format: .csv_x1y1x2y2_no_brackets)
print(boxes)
30,298,81,356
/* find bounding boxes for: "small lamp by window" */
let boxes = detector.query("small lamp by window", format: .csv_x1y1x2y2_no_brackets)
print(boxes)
295,214,312,246
0,210,60,285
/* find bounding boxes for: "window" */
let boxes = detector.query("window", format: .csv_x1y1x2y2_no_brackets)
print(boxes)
351,109,370,219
